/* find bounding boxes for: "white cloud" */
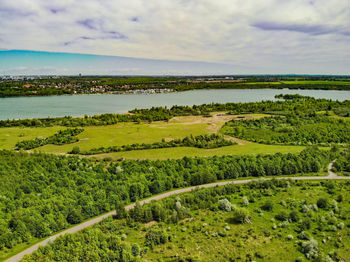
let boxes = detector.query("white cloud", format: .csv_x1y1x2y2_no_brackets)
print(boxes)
0,0,349,74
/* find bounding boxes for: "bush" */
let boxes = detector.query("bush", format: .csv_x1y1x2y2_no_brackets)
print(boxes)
337,194,343,202
299,218,311,230
145,230,168,247
131,243,140,257
289,211,299,222
218,199,233,212
317,198,328,209
298,231,311,240
287,234,294,241
71,146,80,154
261,200,273,211
233,208,250,224
242,196,249,206
301,204,310,213
275,211,289,221
301,238,319,258
337,222,345,229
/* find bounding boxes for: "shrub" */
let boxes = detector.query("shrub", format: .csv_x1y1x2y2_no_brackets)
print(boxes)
131,243,140,257
289,211,299,222
242,196,249,206
287,234,294,241
279,221,289,228
301,204,310,213
310,204,318,211
233,208,250,224
317,198,328,209
261,200,273,211
115,202,127,219
337,222,345,229
330,200,339,213
301,238,319,259
145,230,168,247
218,199,233,212
71,146,80,154
298,231,311,240
275,211,289,221
337,194,343,202
255,252,264,258
299,218,311,230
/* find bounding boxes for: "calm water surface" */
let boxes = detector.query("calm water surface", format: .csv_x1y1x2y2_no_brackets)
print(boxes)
0,89,349,120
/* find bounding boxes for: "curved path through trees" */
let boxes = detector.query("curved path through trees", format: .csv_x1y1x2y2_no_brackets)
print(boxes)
5,161,349,262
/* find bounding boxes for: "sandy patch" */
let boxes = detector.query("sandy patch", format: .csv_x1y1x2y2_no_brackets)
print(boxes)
144,221,157,228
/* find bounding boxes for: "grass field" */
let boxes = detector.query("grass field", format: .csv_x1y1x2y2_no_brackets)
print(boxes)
0,117,217,152
0,126,63,150
0,113,296,160
91,143,306,160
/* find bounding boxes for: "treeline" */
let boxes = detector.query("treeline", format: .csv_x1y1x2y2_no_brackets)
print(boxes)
21,227,142,261
172,82,350,92
0,81,70,97
221,114,350,146
274,94,311,100
129,97,349,117
77,134,236,155
0,147,333,251
0,98,348,128
0,111,170,128
333,148,350,174
15,128,84,150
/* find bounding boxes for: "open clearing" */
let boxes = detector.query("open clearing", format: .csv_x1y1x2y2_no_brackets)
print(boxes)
0,113,305,159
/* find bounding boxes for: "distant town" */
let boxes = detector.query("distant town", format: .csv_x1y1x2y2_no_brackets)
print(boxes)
0,75,349,97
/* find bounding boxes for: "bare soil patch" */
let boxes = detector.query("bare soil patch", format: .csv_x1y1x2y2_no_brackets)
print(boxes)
144,221,157,228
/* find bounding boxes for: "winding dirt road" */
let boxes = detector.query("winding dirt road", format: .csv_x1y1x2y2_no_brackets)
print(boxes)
5,161,349,262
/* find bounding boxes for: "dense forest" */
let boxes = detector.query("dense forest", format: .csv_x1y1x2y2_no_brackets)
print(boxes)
333,147,350,175
22,179,350,262
0,147,333,253
221,114,350,146
0,97,349,128
14,128,84,150
77,134,236,155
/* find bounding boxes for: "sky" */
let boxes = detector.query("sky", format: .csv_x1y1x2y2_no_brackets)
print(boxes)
0,0,349,75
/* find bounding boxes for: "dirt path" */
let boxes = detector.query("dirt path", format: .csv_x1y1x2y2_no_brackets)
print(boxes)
5,162,348,262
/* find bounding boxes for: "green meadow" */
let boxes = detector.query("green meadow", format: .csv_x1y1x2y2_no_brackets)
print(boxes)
0,113,300,160
92,143,305,160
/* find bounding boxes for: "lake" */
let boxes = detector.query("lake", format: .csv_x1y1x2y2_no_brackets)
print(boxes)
0,89,349,120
